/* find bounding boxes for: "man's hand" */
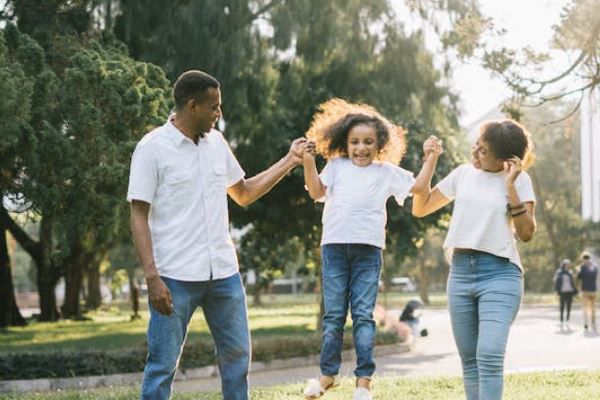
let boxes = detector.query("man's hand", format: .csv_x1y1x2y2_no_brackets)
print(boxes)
146,274,173,315
289,137,308,165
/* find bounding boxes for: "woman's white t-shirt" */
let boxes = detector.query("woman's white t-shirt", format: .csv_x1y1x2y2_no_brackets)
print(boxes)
318,157,415,249
436,163,536,271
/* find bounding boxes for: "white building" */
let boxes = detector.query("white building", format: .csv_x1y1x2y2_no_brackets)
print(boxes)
580,90,600,222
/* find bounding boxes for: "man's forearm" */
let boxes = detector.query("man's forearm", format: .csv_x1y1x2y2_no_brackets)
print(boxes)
239,153,298,206
130,206,159,279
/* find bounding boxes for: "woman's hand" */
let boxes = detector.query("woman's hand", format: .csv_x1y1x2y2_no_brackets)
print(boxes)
505,156,522,186
423,135,443,161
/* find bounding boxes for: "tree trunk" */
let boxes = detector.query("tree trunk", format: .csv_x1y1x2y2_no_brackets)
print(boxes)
128,269,141,320
61,243,85,319
0,226,27,328
0,208,60,321
252,284,262,306
36,216,60,321
529,167,560,263
85,262,102,311
418,263,430,305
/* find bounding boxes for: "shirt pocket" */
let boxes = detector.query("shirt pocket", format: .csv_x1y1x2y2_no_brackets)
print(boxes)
164,170,193,204
210,153,228,184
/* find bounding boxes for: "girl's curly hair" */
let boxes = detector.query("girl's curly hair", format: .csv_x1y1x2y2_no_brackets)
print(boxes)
305,98,406,164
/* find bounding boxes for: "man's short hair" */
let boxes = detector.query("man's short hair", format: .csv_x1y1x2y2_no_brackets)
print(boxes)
174,70,220,110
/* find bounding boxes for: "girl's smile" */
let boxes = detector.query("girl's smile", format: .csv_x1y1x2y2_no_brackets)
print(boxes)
347,124,379,167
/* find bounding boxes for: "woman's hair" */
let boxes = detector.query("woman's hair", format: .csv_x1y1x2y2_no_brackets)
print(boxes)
560,259,571,269
479,119,535,169
305,98,406,164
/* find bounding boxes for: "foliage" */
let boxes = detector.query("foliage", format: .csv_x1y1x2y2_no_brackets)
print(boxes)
518,102,587,291
0,5,172,318
456,0,600,118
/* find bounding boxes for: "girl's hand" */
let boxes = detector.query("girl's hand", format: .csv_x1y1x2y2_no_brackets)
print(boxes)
303,140,317,162
423,135,443,160
505,156,522,185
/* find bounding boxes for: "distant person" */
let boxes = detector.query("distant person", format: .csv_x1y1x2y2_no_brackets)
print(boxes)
300,98,442,400
553,259,577,331
577,252,598,332
128,70,306,400
399,299,428,337
413,119,536,400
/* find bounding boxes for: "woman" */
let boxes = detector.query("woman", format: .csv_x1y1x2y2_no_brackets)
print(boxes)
554,259,577,331
412,119,537,400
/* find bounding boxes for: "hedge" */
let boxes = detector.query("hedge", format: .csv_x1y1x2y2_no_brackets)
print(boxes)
1,332,400,380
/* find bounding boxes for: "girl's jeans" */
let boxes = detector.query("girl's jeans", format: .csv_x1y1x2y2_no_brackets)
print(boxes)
448,250,523,400
320,243,382,378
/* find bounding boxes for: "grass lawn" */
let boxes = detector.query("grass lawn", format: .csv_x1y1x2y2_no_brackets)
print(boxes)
0,370,598,399
1,291,558,354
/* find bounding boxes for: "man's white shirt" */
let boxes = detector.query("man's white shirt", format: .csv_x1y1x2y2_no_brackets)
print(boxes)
127,121,245,281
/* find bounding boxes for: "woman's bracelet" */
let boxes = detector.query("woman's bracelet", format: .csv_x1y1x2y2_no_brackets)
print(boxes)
506,202,525,212
511,209,527,218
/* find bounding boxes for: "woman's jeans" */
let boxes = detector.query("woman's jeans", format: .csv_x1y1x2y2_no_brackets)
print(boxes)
448,251,523,400
140,273,250,400
320,243,382,378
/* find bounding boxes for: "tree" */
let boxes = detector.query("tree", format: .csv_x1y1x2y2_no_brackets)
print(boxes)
1,0,172,320
455,0,600,120
0,26,35,327
518,102,588,291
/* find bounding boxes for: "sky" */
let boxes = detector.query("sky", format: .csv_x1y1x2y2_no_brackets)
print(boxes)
452,0,573,127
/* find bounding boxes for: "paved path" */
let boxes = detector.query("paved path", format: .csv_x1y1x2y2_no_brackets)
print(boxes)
175,304,600,393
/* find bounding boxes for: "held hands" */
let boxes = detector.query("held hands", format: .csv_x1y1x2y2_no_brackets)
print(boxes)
289,137,308,165
423,135,443,161
504,156,522,186
146,274,173,315
302,140,317,163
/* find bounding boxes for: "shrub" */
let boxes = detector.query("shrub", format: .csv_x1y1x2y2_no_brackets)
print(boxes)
0,331,400,380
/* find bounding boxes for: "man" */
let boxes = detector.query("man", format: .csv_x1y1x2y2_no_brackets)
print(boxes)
577,252,598,332
128,70,305,400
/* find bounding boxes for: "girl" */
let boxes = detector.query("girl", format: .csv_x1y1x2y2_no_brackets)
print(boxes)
301,98,441,400
412,119,536,400
553,259,577,331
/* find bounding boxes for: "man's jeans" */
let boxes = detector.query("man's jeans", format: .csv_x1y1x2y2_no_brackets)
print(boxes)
320,243,382,378
448,251,522,400
141,273,250,400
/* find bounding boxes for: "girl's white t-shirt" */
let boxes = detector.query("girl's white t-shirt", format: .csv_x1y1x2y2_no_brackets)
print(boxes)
318,157,415,249
436,163,536,270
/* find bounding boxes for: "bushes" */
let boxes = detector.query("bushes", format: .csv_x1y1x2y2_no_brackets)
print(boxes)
1,331,400,380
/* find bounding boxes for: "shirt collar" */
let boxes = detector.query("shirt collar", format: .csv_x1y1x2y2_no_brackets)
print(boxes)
165,120,188,146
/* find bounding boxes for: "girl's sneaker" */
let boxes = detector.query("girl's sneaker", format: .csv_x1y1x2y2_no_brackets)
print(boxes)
352,386,373,400
303,376,339,399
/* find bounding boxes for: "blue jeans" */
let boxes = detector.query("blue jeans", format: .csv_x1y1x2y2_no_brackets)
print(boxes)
141,273,250,400
448,251,523,400
320,243,382,378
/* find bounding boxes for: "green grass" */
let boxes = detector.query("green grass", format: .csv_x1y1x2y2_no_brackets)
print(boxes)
2,291,558,354
1,297,320,354
0,370,598,399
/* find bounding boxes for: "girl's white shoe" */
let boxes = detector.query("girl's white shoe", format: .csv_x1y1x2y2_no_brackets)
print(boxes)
303,376,340,399
352,386,373,400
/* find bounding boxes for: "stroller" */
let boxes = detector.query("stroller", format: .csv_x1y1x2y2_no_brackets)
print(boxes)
399,299,428,337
